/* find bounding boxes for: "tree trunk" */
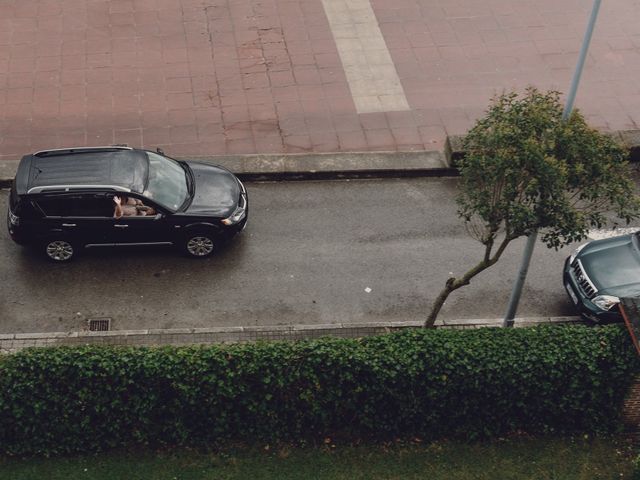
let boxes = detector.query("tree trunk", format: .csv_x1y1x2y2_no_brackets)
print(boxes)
424,236,512,328
424,274,474,328
425,278,456,327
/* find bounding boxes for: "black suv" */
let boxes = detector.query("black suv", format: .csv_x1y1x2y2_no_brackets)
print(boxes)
7,146,248,261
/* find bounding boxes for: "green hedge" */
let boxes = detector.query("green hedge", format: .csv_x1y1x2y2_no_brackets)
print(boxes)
0,325,637,455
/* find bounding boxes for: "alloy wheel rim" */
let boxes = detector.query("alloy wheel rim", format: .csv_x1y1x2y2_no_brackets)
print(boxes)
46,240,73,261
187,236,214,256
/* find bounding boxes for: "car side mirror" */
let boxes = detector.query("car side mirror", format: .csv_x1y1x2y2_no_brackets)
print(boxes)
154,213,164,220
156,147,165,155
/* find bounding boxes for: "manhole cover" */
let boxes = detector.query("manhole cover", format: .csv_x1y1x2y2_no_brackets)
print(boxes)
87,318,111,331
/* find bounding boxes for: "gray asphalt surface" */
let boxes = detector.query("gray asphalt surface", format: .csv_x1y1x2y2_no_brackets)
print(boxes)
1,178,578,333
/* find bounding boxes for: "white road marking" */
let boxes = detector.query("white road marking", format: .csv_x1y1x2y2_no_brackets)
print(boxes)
587,227,640,240
321,0,410,113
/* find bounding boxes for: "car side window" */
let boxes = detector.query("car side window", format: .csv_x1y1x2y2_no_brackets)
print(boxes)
111,194,163,219
35,197,75,217
35,195,113,218
75,196,114,217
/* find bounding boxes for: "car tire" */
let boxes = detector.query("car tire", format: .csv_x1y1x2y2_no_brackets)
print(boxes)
43,237,76,262
182,230,217,258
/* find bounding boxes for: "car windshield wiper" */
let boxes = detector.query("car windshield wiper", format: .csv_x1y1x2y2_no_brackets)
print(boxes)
178,161,195,210
178,161,194,195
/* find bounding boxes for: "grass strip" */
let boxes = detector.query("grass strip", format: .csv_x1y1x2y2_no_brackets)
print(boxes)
0,436,633,480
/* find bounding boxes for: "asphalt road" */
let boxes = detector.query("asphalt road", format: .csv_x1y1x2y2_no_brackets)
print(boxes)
1,178,580,333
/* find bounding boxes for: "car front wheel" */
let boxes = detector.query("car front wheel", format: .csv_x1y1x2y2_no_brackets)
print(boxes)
43,238,76,262
182,231,216,258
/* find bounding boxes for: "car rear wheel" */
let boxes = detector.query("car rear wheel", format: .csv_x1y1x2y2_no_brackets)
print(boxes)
183,231,216,258
43,238,76,262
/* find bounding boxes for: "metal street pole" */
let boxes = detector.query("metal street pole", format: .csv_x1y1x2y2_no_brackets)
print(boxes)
503,0,602,327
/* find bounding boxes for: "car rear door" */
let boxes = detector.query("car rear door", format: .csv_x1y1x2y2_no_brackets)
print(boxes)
34,193,114,246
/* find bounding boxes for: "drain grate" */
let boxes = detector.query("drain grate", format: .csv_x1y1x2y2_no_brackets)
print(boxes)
87,318,111,332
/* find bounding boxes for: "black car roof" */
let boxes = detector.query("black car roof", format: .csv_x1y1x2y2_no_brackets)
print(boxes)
15,147,148,195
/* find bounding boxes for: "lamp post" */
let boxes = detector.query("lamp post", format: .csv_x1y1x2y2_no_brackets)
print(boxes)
503,0,603,327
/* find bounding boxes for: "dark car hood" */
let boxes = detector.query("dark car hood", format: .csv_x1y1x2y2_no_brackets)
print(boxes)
183,161,239,217
578,234,640,297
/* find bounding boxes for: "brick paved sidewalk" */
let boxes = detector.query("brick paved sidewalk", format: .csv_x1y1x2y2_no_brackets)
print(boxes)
1,0,640,162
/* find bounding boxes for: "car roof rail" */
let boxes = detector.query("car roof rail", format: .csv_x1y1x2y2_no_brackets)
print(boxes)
33,145,133,157
27,185,132,194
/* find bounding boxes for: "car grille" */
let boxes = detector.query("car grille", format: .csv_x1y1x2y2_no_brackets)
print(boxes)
571,259,597,299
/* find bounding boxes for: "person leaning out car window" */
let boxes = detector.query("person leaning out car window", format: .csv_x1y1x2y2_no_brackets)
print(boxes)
113,195,155,218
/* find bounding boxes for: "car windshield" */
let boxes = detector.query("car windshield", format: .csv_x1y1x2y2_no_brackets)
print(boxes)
143,152,189,211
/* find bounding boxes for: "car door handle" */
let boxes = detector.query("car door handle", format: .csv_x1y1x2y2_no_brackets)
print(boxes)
114,224,129,228
62,223,76,227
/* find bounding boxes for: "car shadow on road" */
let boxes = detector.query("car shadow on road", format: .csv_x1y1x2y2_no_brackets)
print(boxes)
15,234,248,273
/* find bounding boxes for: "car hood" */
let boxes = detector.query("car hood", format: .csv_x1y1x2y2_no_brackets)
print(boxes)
183,161,239,217
578,234,640,297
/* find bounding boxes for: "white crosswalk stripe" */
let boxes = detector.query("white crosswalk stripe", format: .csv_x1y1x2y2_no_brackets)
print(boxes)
321,0,409,113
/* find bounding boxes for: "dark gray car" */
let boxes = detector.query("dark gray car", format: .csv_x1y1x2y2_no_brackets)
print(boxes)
563,233,640,322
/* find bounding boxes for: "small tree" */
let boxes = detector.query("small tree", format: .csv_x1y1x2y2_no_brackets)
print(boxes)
425,88,640,327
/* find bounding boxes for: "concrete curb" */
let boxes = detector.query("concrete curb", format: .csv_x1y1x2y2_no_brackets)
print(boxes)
3,128,640,187
0,316,583,353
0,150,452,188
197,150,454,181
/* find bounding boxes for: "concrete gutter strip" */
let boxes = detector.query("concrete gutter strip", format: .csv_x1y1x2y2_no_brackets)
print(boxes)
0,316,583,353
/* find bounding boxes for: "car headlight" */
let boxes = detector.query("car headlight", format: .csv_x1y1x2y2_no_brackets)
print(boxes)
592,295,620,311
8,210,19,226
569,242,590,264
221,195,247,225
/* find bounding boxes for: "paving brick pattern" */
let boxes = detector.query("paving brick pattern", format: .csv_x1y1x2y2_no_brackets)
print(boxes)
1,0,640,161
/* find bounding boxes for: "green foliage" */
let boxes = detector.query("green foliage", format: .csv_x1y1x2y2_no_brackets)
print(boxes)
0,325,637,456
633,454,640,480
459,88,640,249
425,88,640,326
